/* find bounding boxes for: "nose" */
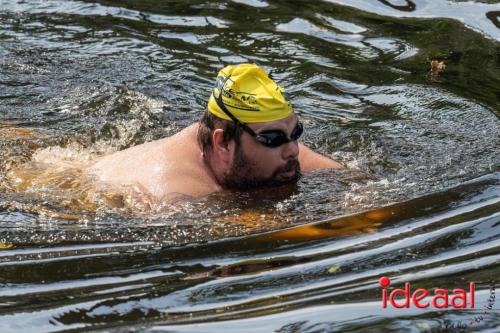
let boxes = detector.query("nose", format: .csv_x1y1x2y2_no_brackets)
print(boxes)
281,140,299,160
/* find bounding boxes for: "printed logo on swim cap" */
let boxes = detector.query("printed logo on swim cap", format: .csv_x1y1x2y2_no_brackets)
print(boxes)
207,63,293,123
236,92,257,106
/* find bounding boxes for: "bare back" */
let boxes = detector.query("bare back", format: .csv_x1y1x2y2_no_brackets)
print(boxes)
87,124,220,204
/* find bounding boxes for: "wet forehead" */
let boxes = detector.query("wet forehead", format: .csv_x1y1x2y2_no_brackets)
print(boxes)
248,114,297,132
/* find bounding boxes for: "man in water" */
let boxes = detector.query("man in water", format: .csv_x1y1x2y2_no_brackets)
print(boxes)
88,64,342,203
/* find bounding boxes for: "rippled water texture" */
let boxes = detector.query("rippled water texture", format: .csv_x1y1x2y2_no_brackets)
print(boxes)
0,0,499,332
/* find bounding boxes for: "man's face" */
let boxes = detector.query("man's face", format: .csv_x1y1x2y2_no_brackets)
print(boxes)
222,114,301,190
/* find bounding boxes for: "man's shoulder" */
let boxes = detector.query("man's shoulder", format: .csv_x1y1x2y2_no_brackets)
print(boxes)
174,122,200,138
86,121,216,201
298,143,343,172
90,122,199,167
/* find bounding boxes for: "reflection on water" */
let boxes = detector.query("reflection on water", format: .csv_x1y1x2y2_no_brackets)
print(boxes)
0,173,498,332
0,0,499,331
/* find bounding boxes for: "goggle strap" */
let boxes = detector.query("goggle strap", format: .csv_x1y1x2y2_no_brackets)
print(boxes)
212,89,257,137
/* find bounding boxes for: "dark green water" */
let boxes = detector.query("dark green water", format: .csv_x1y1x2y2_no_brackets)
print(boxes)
0,0,499,332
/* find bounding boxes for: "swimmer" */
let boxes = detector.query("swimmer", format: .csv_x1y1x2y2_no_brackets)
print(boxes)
87,64,343,204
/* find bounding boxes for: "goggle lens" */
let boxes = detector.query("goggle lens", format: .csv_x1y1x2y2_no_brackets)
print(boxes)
256,122,303,148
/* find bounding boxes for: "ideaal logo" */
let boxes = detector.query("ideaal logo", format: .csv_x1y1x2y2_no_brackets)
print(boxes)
379,276,496,331
379,276,475,309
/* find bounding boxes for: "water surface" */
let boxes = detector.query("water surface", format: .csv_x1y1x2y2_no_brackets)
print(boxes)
0,0,499,332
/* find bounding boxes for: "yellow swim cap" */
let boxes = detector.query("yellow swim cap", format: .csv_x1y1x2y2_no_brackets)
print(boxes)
207,63,293,123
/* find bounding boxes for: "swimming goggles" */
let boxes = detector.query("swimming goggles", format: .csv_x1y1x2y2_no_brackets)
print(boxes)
212,75,303,148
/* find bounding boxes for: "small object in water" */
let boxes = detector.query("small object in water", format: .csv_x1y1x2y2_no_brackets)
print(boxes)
328,265,340,274
430,60,446,72
0,242,14,249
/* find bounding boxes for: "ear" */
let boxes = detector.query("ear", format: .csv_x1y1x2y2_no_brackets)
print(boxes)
212,129,234,164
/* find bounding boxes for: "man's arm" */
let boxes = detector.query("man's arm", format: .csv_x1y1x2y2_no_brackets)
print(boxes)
298,143,343,172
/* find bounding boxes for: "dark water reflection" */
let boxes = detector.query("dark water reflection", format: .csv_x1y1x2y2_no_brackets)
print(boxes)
0,0,499,332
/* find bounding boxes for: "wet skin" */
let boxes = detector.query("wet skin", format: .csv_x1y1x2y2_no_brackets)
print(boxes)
87,114,343,205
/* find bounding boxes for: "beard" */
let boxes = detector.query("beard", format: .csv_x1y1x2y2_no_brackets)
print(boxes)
221,144,302,190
